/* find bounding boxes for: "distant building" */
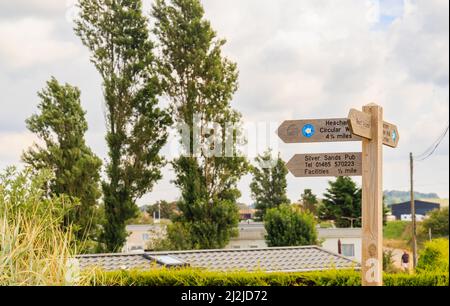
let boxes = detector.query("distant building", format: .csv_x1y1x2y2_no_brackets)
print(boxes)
226,222,266,249
239,208,256,220
391,200,440,221
237,203,256,220
123,224,166,253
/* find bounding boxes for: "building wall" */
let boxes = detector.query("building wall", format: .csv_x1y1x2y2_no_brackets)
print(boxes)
321,237,361,263
123,225,166,253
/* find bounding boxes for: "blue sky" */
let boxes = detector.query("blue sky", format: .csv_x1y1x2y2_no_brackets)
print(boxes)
0,0,448,205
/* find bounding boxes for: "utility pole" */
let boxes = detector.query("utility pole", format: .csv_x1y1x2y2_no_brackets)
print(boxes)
410,152,417,269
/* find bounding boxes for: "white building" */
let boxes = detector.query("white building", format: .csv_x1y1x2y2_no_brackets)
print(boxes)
318,228,362,263
226,222,267,249
122,224,166,253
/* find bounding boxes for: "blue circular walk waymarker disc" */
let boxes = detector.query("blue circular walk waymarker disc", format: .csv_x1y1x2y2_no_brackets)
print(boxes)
302,124,315,138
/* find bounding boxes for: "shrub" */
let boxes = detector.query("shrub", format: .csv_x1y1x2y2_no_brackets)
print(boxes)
416,238,449,273
89,268,448,286
421,207,449,238
383,249,399,273
0,167,82,285
264,204,317,247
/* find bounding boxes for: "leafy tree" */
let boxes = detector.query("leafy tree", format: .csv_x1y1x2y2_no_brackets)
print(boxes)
250,150,290,220
146,200,178,220
318,177,362,228
264,204,318,247
22,77,102,243
153,0,247,249
300,189,319,215
75,0,171,252
421,207,449,238
125,210,153,225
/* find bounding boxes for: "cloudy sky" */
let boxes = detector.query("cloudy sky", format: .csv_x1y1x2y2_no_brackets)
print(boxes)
0,0,448,206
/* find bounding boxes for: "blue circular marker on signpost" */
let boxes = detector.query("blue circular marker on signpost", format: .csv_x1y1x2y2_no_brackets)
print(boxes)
302,124,315,138
392,130,397,142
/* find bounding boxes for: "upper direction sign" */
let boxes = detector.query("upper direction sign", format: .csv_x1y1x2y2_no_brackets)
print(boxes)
348,109,372,139
277,118,361,143
347,109,400,148
286,152,362,177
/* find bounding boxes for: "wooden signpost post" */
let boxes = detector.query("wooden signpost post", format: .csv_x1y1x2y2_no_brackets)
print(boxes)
278,103,399,287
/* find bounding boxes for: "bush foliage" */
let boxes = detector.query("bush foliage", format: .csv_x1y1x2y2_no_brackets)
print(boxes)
264,204,317,247
90,268,448,286
417,238,449,273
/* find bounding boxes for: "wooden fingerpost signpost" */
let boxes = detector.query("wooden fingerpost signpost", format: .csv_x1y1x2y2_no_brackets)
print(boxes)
278,103,399,287
348,104,399,286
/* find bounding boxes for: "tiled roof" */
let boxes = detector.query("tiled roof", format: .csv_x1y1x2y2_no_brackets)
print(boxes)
76,246,359,272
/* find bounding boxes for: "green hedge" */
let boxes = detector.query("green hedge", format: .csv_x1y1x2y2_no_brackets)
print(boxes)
89,269,449,286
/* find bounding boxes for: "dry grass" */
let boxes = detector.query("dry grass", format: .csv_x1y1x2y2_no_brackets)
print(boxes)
0,167,87,286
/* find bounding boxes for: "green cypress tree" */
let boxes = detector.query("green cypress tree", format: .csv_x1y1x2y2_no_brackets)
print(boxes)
22,77,102,244
153,0,248,249
300,189,319,215
319,176,362,228
250,150,290,220
75,0,171,252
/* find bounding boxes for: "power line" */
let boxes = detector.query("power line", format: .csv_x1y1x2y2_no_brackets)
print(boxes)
415,124,448,159
414,123,449,161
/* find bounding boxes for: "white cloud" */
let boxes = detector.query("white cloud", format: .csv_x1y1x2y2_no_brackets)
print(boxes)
0,132,38,168
0,17,80,69
0,0,67,16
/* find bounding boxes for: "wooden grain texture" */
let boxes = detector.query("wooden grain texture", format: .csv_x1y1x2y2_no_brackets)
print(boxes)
277,118,361,143
361,103,384,286
348,109,400,148
348,108,372,139
286,152,362,177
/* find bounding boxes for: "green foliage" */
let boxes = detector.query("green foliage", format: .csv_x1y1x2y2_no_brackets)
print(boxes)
168,198,240,250
319,177,361,228
125,211,153,225
383,249,400,273
250,150,290,220
264,205,318,247
146,200,178,220
75,0,171,252
153,0,247,249
22,77,102,245
90,268,449,286
421,207,449,238
416,239,449,273
0,167,80,285
300,189,319,215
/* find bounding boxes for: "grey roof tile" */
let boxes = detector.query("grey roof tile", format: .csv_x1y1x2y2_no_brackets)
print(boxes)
76,246,359,272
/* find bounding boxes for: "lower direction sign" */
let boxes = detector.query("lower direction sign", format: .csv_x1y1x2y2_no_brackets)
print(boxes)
286,152,362,177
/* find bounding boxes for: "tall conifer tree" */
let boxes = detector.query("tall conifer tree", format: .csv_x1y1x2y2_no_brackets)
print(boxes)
153,0,247,249
75,0,171,251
